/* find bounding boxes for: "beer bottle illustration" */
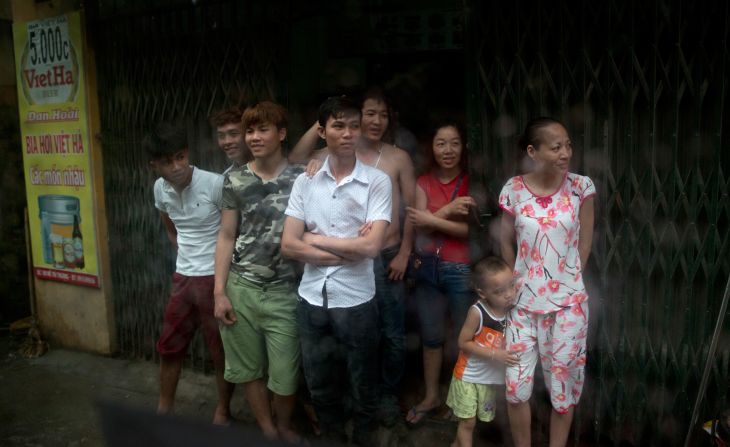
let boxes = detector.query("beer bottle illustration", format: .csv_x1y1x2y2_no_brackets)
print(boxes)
73,215,84,269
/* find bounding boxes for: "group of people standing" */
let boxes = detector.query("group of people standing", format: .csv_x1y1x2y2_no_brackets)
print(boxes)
145,88,595,447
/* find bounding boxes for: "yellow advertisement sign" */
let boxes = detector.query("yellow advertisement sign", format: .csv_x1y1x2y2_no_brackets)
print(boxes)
14,11,100,288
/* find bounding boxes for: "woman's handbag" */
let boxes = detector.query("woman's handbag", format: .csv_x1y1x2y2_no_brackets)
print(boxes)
410,248,441,286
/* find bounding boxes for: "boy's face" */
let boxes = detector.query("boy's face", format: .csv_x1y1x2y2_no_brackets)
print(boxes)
150,149,192,189
477,268,516,310
216,122,246,163
361,99,389,142
319,113,361,156
245,121,286,160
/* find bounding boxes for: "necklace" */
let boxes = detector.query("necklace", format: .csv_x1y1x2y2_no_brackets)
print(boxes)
374,143,384,168
499,317,509,338
359,143,384,168
481,300,510,336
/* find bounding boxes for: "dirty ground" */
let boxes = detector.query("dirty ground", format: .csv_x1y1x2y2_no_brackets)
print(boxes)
0,332,512,447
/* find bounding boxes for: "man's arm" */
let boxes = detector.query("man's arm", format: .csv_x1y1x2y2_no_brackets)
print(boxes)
303,220,389,261
213,209,238,326
159,211,178,249
388,150,416,280
281,216,346,265
288,121,322,164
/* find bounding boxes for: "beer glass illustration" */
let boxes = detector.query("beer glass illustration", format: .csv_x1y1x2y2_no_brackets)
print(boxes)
38,195,83,269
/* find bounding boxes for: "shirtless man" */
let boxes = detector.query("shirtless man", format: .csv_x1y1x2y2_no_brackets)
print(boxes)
290,88,416,424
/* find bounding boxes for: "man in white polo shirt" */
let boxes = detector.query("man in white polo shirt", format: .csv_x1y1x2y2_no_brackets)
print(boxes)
281,96,392,446
145,123,232,425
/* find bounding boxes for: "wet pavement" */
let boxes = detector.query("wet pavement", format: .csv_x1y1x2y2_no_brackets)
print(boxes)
0,333,511,447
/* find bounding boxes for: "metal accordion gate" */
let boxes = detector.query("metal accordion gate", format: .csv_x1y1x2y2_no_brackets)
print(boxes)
93,1,290,371
464,0,730,444
91,0,729,443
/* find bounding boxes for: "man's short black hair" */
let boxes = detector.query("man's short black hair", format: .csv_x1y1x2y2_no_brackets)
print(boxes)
142,122,188,160
317,96,361,127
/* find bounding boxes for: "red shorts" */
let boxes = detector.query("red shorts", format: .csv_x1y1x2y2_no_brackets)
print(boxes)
156,273,224,366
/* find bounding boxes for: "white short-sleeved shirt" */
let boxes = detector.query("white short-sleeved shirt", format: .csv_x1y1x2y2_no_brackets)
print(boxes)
154,166,223,276
499,173,596,314
285,157,392,308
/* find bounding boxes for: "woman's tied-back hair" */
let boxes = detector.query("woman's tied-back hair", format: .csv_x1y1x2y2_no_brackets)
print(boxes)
518,117,566,151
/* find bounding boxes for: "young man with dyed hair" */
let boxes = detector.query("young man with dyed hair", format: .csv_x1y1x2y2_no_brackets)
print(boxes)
213,101,305,443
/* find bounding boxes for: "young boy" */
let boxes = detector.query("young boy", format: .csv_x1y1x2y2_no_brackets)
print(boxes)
281,96,392,446
213,101,304,444
209,107,252,173
446,256,519,447
145,123,232,425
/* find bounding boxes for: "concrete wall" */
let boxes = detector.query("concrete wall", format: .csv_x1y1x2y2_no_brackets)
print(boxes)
11,0,116,354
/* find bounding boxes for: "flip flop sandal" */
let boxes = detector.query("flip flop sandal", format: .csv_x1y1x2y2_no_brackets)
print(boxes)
406,405,439,426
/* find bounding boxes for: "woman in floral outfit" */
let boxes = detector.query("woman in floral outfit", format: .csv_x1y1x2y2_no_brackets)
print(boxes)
499,117,596,447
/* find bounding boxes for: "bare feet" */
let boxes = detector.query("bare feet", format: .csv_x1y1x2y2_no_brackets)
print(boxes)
279,426,308,445
302,403,321,436
156,406,173,416
212,404,231,426
256,427,307,446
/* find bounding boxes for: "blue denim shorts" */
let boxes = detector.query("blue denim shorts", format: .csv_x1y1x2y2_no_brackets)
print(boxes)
415,261,474,348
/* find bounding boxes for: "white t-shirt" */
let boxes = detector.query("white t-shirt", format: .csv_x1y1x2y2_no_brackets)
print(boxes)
285,157,392,308
154,166,223,276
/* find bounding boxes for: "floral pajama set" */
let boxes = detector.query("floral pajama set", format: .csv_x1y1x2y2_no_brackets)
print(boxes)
499,173,595,413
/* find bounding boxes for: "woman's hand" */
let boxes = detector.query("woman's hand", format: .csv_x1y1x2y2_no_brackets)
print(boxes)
406,206,434,229
441,196,477,219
